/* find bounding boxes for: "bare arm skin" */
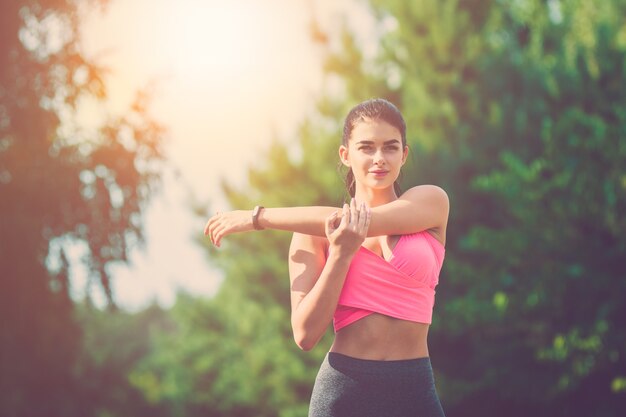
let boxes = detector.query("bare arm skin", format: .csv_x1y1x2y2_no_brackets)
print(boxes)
205,185,449,246
289,202,370,350
288,234,349,350
365,185,449,238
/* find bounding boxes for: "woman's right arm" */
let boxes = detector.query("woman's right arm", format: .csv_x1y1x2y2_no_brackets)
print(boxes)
288,203,370,351
205,186,448,247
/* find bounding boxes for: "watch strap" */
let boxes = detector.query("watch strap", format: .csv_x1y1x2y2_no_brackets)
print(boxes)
252,205,264,230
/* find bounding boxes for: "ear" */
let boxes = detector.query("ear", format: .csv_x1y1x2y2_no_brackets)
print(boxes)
339,145,350,167
401,145,409,166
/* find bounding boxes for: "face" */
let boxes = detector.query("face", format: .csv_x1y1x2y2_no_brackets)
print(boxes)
339,119,408,193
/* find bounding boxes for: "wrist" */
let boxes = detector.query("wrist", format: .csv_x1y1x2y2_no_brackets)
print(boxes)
327,245,358,263
252,205,265,230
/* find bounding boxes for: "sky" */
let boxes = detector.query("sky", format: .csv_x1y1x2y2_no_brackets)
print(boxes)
74,0,377,310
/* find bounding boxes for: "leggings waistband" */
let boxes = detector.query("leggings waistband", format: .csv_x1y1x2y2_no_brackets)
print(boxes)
327,352,432,376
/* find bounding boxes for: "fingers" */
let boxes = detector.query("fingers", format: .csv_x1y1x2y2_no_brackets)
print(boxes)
204,218,215,245
357,204,371,235
349,198,358,227
325,211,338,236
340,203,350,226
204,212,222,246
347,199,369,231
203,217,213,236
204,211,220,235
340,199,359,229
213,224,226,247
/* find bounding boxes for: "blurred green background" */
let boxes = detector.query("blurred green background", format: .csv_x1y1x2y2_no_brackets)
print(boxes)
2,0,626,416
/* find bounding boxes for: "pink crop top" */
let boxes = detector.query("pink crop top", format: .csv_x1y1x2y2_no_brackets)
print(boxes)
333,230,445,332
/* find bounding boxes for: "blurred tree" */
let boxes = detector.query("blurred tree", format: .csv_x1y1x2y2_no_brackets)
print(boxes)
0,0,165,415
73,302,173,417
132,0,626,416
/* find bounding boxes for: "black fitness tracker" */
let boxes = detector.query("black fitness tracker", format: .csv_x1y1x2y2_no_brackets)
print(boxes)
252,205,265,230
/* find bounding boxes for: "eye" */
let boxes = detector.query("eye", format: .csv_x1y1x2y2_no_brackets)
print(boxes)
358,145,373,151
384,145,400,151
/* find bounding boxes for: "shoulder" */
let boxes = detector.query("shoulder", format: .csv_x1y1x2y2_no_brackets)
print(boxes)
401,185,449,208
403,185,449,239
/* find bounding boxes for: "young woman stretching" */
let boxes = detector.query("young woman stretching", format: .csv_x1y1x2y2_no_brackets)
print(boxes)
204,98,448,416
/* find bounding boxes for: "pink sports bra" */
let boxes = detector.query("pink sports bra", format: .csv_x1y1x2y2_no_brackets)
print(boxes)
333,230,445,332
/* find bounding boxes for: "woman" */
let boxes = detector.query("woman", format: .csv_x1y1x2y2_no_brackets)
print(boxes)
204,98,448,416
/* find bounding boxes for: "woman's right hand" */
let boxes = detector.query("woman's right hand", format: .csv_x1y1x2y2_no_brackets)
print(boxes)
325,199,371,257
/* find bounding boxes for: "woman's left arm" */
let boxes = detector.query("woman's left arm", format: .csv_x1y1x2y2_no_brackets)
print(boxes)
204,206,337,247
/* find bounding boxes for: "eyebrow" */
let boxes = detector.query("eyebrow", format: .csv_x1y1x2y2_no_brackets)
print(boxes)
355,139,401,145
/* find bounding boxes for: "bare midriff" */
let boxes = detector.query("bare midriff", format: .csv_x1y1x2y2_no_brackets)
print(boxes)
330,313,430,361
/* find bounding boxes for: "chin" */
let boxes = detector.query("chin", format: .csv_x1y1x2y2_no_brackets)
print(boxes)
367,181,395,191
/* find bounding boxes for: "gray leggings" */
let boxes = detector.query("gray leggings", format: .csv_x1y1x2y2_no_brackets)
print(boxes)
309,352,446,417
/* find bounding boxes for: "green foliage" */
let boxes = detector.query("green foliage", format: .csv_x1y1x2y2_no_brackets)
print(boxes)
130,291,319,417
73,302,173,417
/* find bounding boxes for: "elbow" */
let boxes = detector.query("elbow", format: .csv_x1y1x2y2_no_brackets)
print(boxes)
295,338,316,352
293,331,317,351
292,326,320,351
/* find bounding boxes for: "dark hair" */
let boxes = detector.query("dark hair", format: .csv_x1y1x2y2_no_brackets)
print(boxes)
341,98,407,198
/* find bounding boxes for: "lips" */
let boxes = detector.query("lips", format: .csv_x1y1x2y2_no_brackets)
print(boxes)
369,170,389,178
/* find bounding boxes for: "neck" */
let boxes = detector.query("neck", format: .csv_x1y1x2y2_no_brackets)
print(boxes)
353,185,397,207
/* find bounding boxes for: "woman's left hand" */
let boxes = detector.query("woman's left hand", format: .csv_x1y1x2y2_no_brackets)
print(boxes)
204,210,254,247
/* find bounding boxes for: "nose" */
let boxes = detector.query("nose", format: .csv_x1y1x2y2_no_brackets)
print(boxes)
373,148,385,166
